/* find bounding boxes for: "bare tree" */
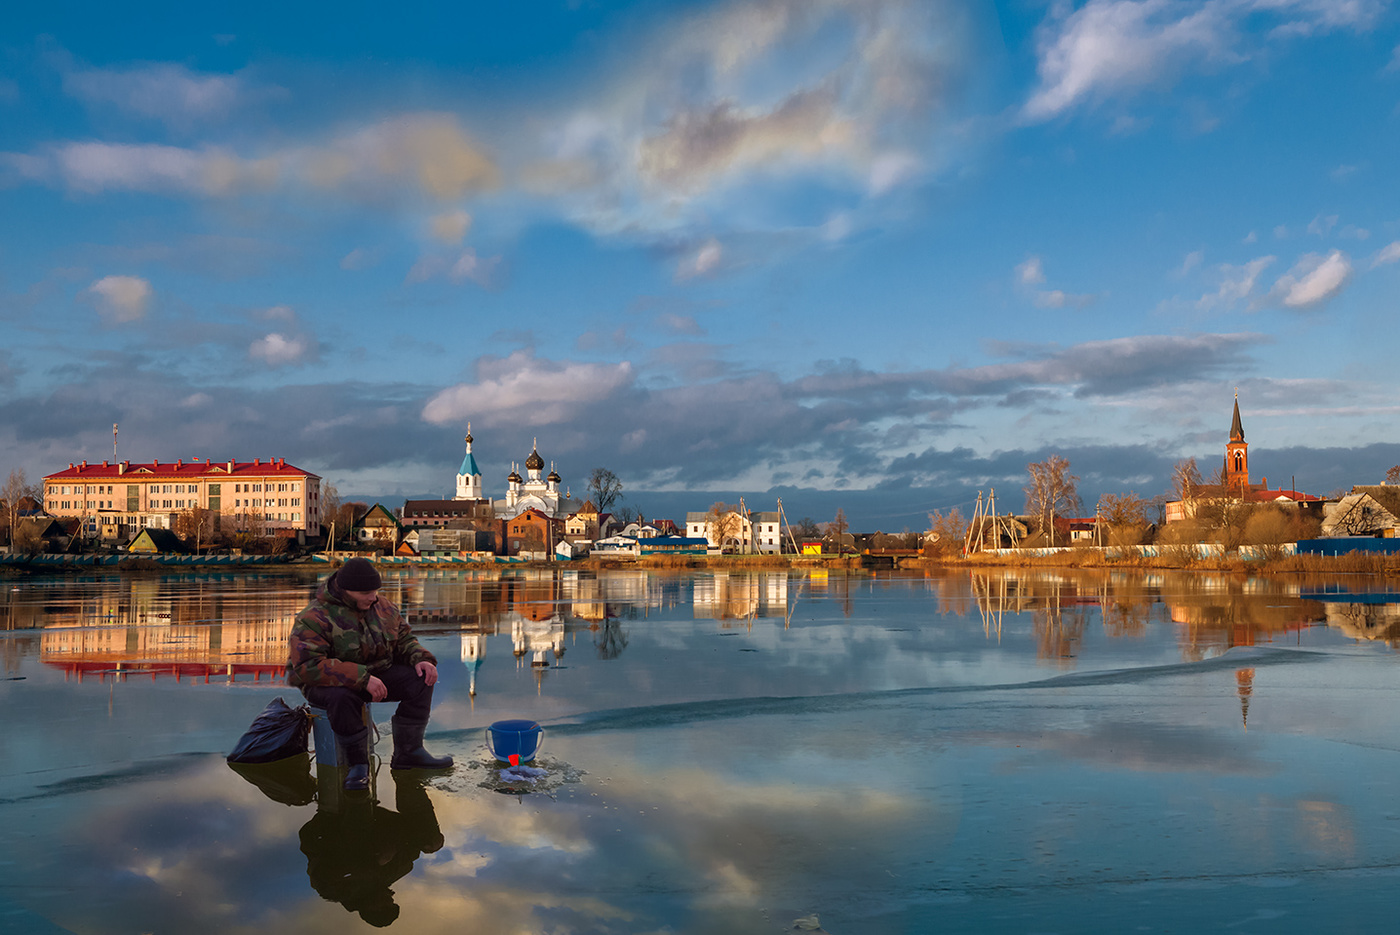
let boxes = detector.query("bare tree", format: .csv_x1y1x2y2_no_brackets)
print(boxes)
2,470,30,544
925,508,967,557
12,520,44,556
1171,458,1203,501
1097,492,1150,546
705,502,744,551
230,509,268,550
174,507,215,554
794,516,821,538
1387,465,1400,485
588,468,623,515
825,508,850,553
320,482,342,537
1025,455,1081,547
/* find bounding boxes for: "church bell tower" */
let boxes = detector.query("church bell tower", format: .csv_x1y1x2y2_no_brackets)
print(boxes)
1223,392,1249,494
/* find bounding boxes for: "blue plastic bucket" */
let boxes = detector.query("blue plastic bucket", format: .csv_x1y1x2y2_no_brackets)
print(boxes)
486,719,543,765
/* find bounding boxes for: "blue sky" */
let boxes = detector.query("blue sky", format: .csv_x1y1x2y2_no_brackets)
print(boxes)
3,0,1400,529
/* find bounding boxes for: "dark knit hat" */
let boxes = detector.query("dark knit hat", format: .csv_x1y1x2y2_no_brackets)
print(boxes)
336,557,381,592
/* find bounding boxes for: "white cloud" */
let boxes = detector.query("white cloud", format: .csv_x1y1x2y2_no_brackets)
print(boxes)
62,62,245,126
1023,0,1384,122
422,350,635,425
1178,250,1204,275
676,239,724,281
15,113,494,203
1023,0,1232,121
340,248,377,271
258,305,297,322
429,209,472,245
638,89,854,195
1016,256,1046,285
87,275,152,323
406,248,501,287
1196,256,1275,311
249,332,311,366
657,313,704,336
1369,241,1400,268
55,142,222,194
1270,250,1352,309
1306,213,1338,236
1243,230,1258,243
1035,289,1096,309
868,151,920,195
521,0,965,240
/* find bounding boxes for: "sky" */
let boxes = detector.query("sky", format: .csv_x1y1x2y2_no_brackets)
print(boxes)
3,0,1400,530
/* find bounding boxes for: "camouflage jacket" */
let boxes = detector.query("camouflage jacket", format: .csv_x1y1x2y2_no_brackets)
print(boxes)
286,576,436,690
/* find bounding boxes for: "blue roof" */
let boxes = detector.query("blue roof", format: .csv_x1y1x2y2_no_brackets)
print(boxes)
459,452,479,476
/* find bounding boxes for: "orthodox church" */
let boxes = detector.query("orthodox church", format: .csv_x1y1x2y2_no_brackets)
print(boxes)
452,427,573,521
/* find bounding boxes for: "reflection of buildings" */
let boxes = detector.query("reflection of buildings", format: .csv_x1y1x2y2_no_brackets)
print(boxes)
692,573,789,622
1303,590,1400,647
968,569,1321,664
37,576,306,682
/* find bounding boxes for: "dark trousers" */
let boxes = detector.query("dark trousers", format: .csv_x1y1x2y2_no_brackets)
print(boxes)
302,664,434,737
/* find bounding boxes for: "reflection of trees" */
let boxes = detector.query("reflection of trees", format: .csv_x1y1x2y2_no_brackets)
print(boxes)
593,617,629,660
969,568,1321,664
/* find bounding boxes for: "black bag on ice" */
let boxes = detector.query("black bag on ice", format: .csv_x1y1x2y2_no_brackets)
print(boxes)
227,696,311,764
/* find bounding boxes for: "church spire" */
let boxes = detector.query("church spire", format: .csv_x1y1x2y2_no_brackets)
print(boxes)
1224,390,1249,493
1229,389,1245,443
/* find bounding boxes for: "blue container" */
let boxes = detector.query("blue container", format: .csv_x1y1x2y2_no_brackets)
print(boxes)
486,719,543,765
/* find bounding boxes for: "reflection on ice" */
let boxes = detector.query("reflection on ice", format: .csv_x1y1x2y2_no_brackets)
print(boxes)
4,567,1400,933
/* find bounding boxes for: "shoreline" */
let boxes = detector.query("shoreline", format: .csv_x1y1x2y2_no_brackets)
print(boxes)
6,547,1400,581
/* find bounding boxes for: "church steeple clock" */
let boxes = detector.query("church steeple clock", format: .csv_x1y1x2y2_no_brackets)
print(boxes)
1224,391,1249,494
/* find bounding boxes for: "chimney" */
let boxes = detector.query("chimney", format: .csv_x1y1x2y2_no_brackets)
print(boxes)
102,460,108,467
68,463,74,470
80,460,87,470
118,462,125,475
153,459,158,466
254,457,260,465
227,460,234,472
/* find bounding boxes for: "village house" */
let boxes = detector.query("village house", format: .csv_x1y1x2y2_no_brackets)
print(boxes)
1321,485,1400,537
685,509,783,554
352,503,402,551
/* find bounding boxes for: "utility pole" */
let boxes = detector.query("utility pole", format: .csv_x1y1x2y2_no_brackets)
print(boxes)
965,491,983,554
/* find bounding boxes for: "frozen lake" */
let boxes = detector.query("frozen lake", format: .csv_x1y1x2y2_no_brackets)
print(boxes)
2,566,1399,934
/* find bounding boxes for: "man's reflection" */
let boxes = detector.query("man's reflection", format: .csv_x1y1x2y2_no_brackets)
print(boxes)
298,773,444,927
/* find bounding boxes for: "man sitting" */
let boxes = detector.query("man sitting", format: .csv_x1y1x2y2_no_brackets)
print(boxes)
287,557,452,791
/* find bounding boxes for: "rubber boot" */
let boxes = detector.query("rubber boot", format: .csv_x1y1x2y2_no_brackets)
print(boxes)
390,716,453,770
338,726,372,792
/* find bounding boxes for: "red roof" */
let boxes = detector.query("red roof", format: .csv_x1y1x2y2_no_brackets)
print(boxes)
1244,488,1322,503
45,457,318,481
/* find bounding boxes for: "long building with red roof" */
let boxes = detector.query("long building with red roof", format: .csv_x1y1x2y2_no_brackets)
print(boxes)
43,456,322,541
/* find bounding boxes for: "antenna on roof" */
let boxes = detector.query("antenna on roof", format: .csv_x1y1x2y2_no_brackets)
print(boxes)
113,423,118,462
